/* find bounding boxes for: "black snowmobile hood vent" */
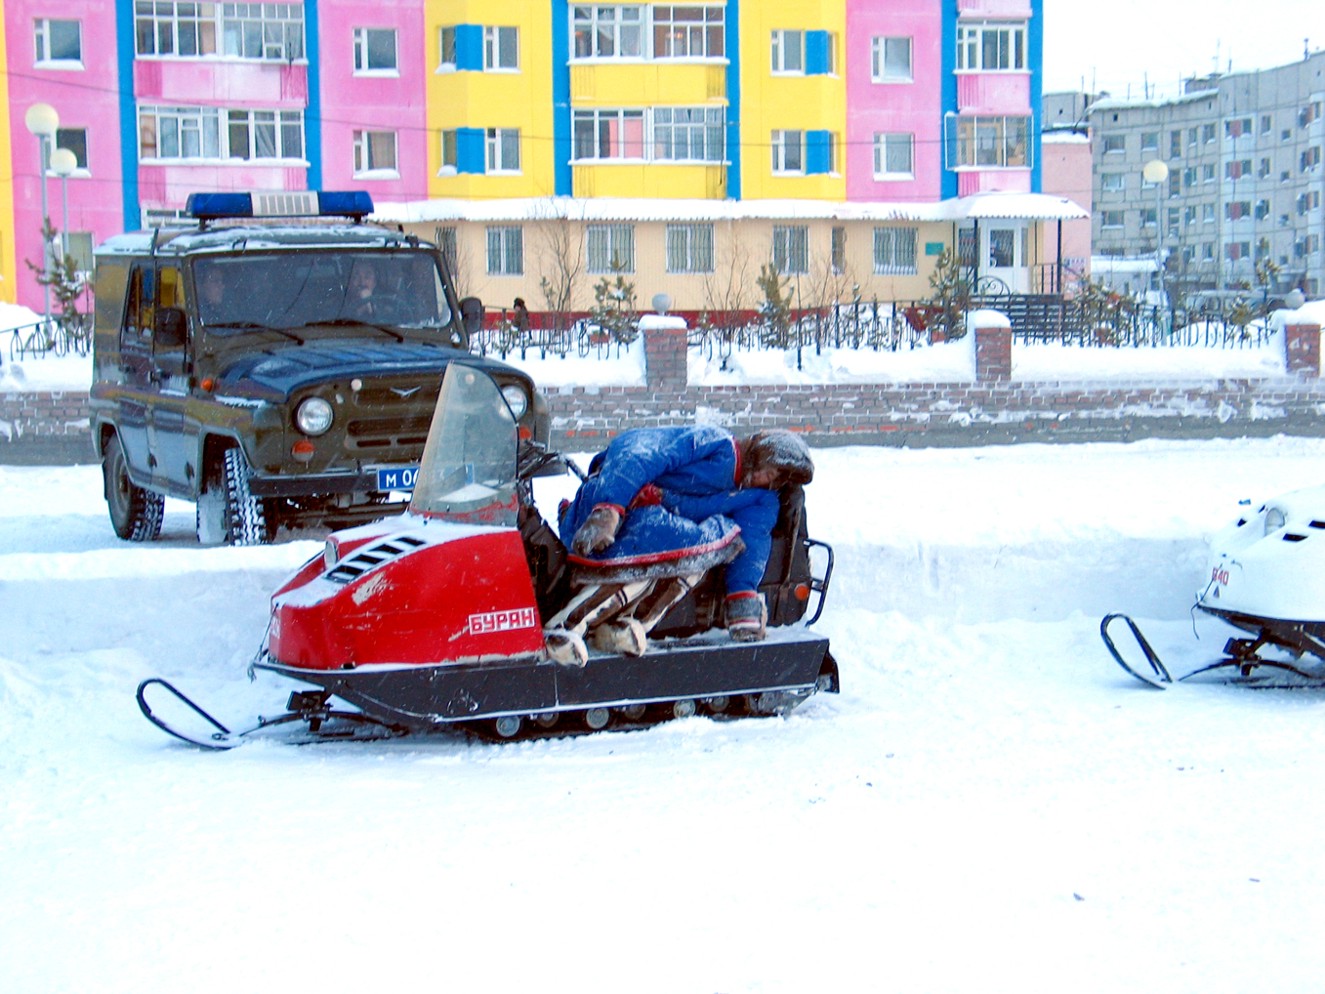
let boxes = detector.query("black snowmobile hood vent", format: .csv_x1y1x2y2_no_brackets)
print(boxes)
327,536,428,584
1283,533,1308,543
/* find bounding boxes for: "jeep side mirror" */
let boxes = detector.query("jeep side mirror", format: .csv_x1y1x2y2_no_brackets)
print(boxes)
459,296,484,339
154,307,187,349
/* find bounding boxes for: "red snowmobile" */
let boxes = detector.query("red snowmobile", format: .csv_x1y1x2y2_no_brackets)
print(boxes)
138,364,837,747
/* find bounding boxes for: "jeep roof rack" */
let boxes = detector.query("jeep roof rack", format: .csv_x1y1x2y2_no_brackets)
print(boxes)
184,191,375,226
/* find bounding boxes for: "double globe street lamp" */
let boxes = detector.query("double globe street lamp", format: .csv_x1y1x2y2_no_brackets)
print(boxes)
23,102,59,329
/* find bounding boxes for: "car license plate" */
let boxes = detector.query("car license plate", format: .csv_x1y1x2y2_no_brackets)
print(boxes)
375,465,419,490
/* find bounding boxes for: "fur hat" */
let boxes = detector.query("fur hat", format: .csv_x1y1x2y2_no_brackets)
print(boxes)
744,430,814,489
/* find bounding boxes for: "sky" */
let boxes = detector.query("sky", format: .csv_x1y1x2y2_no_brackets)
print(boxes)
1043,0,1321,98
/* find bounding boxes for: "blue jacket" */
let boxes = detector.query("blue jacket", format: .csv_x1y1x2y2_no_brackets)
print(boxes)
559,426,780,594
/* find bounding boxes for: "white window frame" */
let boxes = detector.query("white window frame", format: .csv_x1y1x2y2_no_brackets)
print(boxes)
353,129,398,176
873,133,914,178
1100,173,1125,192
353,27,398,74
439,25,457,70
54,127,90,172
134,1,220,58
871,36,911,83
587,224,636,274
772,225,809,275
771,130,805,174
665,223,714,274
485,128,521,173
652,107,724,162
572,5,644,59
652,5,724,60
484,26,519,70
873,227,917,276
1099,211,1124,229
572,108,645,161
220,3,305,61
35,18,82,66
955,21,1027,72
440,130,458,173
950,115,1031,169
486,225,524,276
770,29,805,74
139,105,223,160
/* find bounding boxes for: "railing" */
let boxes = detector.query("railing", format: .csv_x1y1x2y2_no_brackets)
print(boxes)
4,315,92,364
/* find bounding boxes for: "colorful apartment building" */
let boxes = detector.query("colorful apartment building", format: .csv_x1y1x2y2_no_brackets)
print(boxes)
3,0,1061,313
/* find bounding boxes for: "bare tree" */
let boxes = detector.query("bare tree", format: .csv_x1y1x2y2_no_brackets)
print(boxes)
530,199,586,338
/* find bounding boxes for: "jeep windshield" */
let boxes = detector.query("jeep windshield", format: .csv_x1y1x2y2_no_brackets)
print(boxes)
194,251,458,344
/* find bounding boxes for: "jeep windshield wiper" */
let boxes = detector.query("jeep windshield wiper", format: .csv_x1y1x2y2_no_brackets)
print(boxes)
205,321,306,345
292,318,406,343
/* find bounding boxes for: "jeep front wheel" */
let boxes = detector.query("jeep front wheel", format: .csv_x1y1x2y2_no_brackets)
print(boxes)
103,434,164,542
196,446,269,546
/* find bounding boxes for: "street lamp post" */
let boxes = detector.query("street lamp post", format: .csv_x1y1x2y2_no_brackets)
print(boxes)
50,147,78,262
23,103,59,329
1142,159,1170,321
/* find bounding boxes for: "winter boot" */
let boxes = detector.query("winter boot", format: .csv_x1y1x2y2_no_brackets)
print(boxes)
725,591,767,643
544,580,650,665
631,572,704,634
590,618,648,656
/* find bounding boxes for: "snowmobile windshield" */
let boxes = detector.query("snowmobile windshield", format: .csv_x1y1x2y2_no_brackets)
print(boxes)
409,365,519,525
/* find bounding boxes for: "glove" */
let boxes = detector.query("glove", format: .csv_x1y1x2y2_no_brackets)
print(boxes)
572,504,623,556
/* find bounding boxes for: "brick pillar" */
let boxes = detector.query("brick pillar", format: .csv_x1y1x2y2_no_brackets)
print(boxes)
642,315,689,392
975,324,1012,382
1285,323,1321,377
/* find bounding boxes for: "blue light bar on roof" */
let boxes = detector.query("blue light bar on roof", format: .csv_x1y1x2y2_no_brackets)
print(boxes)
185,190,374,222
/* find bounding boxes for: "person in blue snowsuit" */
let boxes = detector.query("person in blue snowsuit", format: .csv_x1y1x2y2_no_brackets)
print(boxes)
546,425,813,662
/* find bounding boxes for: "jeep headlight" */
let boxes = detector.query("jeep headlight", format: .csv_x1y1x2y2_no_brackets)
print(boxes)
500,384,529,420
296,396,334,436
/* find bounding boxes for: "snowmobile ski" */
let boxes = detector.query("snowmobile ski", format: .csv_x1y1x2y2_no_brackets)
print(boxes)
1100,614,1325,690
135,678,404,749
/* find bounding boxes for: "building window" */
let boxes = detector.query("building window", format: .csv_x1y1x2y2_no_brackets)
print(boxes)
771,130,805,173
772,225,808,274
486,226,523,276
1169,130,1181,158
873,133,913,178
1225,117,1252,139
353,28,397,73
572,108,645,160
572,6,643,58
220,3,304,60
434,226,459,271
666,223,714,273
439,25,457,68
1100,134,1125,154
871,36,911,82
140,106,221,159
652,6,724,59
484,26,518,69
831,226,846,274
1202,163,1216,183
1099,211,1124,228
224,109,302,159
440,130,458,171
587,224,635,273
135,2,218,57
353,130,397,174
35,18,82,64
873,227,917,275
1226,159,1251,180
770,30,804,73
1140,131,1159,152
55,128,89,169
949,115,1031,169
485,128,520,172
955,21,1027,71
652,107,724,162
1100,173,1125,192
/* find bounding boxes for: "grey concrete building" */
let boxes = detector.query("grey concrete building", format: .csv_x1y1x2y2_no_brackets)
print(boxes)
1086,52,1324,300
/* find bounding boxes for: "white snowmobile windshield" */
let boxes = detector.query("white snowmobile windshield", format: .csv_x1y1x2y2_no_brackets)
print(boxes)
409,365,519,525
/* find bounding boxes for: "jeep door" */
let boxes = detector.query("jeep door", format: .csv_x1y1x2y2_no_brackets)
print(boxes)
114,265,156,482
146,264,193,492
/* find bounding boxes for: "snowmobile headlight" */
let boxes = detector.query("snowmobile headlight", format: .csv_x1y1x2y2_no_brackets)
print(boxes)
500,384,529,420
296,397,334,436
1265,507,1287,535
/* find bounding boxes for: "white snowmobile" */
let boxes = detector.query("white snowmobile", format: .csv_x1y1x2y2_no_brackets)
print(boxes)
1103,483,1325,688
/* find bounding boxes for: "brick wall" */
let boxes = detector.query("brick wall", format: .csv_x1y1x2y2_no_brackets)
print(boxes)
4,322,1324,464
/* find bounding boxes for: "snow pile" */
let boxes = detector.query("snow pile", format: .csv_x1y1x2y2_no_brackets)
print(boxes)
8,438,1325,992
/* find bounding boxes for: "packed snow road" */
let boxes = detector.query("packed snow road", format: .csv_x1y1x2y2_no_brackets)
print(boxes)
6,437,1325,994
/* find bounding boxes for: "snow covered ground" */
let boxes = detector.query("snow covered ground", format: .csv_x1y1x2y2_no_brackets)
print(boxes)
7,436,1325,993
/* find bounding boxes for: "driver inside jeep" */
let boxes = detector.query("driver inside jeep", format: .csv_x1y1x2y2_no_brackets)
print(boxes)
544,426,814,666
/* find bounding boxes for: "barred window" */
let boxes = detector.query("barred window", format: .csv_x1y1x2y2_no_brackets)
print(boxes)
873,228,917,275
652,107,724,162
666,224,714,274
772,225,808,275
587,224,635,273
486,226,523,276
